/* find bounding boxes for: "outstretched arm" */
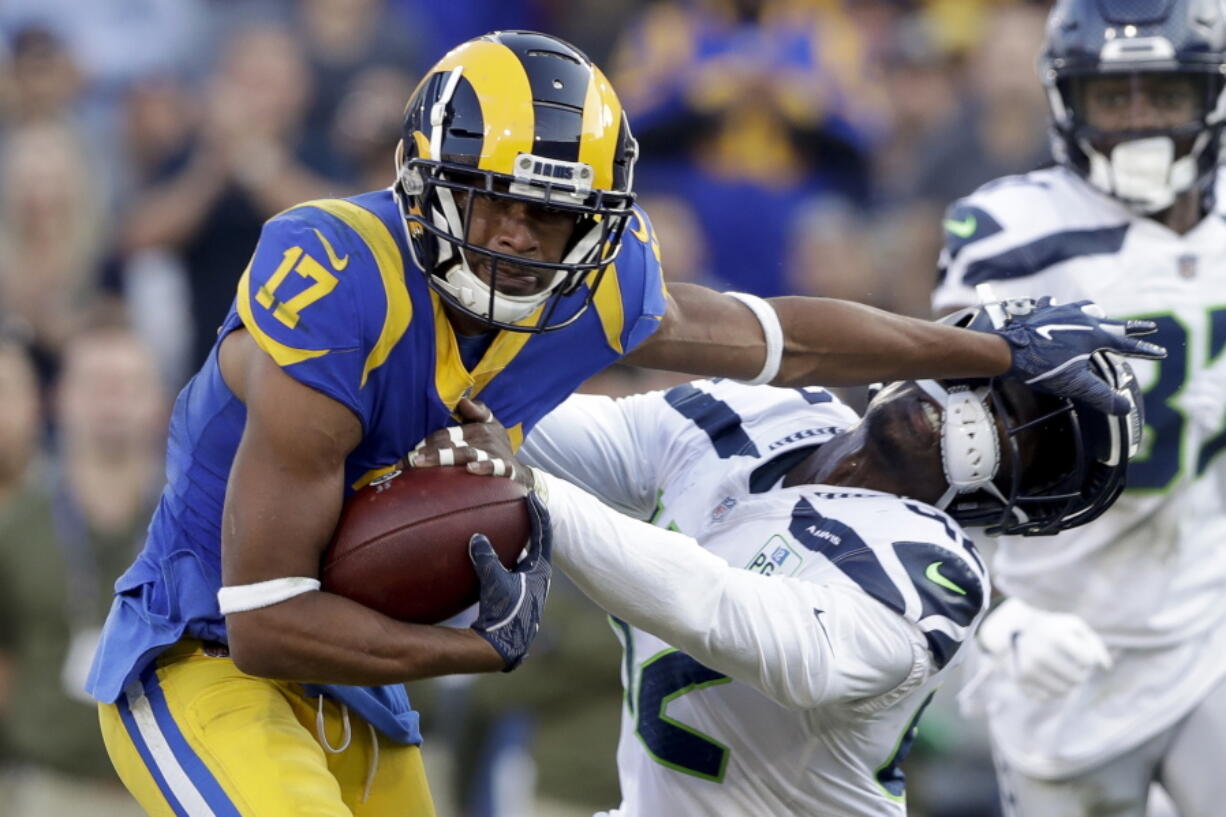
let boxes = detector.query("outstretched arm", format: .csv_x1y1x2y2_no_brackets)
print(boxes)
623,283,1162,413
530,471,927,709
623,283,1011,385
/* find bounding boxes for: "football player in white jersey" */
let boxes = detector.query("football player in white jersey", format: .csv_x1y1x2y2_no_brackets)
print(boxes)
411,303,1143,817
933,2,1226,815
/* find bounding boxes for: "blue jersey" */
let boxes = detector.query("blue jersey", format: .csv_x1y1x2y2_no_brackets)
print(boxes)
86,189,667,743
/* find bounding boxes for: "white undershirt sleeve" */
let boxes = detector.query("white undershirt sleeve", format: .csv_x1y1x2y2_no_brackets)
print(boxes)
520,393,662,519
539,472,929,710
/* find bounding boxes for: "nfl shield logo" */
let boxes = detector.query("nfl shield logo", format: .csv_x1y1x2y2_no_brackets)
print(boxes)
711,497,737,522
1178,254,1198,279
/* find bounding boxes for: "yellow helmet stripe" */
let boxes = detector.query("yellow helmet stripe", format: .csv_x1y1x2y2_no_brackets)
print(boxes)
433,40,534,173
579,64,623,192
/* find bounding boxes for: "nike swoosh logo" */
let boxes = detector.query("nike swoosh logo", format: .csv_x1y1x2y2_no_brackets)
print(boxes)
1035,323,1095,341
943,215,977,239
313,228,350,271
925,561,967,596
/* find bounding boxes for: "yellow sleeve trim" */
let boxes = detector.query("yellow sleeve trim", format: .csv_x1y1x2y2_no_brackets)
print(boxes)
351,462,401,492
235,265,330,367
298,199,413,387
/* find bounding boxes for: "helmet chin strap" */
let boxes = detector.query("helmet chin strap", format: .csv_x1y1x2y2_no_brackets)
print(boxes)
914,379,1014,516
1083,134,1203,213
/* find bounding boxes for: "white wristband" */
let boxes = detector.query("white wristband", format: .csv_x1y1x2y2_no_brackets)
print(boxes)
218,577,321,614
726,291,783,386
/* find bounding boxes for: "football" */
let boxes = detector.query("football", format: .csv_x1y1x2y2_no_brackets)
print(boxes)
321,466,531,624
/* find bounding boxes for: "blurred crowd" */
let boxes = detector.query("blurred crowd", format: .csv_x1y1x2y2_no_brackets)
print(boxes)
0,0,1055,815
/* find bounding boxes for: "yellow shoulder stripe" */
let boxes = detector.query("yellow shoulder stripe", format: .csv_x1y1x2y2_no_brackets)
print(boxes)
235,265,330,367
300,199,412,387
590,262,625,356
431,291,475,410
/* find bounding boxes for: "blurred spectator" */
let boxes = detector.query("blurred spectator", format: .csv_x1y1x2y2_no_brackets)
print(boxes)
0,340,40,722
610,0,888,296
0,0,207,92
544,0,651,67
0,0,210,208
4,25,83,124
817,0,1054,319
330,65,419,191
635,193,714,287
0,322,167,817
0,121,108,385
788,198,882,304
119,24,352,373
390,0,547,63
909,2,1051,207
296,0,422,178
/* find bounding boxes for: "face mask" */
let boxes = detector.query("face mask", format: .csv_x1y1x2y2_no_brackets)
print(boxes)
1084,135,1198,212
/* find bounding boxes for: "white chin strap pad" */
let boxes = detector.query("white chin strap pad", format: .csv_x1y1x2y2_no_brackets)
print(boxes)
916,380,1001,510
1085,135,1197,213
438,261,561,324
941,389,1000,490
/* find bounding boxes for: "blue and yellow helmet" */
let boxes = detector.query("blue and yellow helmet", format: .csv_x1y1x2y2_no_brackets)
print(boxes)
394,31,639,332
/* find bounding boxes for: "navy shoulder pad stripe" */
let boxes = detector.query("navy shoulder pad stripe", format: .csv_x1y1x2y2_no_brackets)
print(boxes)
665,384,759,458
789,499,905,616
963,224,1128,286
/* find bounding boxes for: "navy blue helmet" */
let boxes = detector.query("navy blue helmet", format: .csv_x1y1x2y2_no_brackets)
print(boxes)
1041,0,1226,211
917,301,1143,536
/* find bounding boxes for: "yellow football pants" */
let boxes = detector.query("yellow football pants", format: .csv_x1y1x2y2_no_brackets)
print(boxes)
98,640,436,817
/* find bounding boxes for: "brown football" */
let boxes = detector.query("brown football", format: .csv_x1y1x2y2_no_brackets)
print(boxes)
321,466,531,624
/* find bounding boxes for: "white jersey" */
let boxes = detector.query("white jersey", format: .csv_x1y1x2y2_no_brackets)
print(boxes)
522,380,990,817
935,165,1226,776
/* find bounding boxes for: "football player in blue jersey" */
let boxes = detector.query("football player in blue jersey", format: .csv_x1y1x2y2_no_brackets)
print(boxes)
86,30,1162,817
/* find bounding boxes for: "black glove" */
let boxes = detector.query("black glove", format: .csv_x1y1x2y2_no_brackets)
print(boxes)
469,493,552,671
991,297,1164,414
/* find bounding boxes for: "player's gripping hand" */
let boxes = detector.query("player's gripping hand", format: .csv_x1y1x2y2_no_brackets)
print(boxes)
988,296,1163,415
978,598,1113,700
408,397,536,491
469,493,552,672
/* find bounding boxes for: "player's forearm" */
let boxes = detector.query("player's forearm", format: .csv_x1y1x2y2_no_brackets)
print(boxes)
768,297,1011,386
538,472,839,709
225,592,504,684
623,284,1011,387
